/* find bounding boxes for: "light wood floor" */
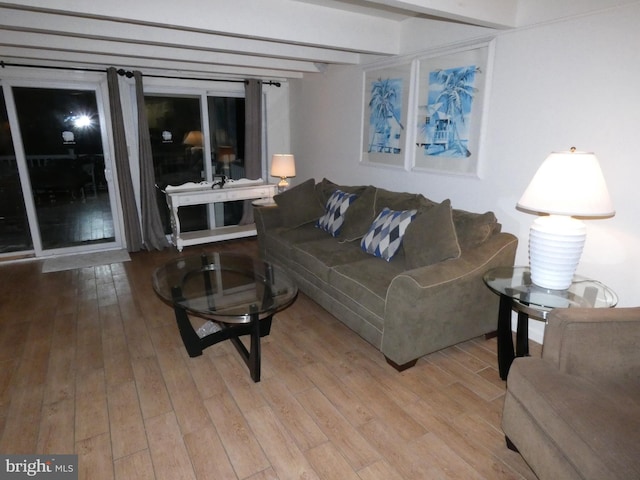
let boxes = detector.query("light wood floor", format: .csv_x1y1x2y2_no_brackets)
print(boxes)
0,238,539,480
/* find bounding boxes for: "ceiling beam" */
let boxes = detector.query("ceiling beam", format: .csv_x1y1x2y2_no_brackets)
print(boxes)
0,0,401,55
0,7,362,65
0,46,304,79
0,31,325,73
360,0,518,28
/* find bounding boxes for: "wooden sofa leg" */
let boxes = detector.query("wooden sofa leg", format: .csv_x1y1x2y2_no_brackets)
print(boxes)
385,356,418,371
505,436,519,452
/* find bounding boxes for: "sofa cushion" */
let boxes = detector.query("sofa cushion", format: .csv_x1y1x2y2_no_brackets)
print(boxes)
316,189,358,237
315,178,368,205
291,237,369,283
374,188,435,213
452,209,500,251
403,199,461,270
339,185,377,242
361,207,417,261
274,178,325,228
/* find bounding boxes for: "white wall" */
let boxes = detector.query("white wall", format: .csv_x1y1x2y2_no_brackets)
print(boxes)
290,2,640,343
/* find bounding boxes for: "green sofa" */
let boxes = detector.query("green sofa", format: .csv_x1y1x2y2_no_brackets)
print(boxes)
254,178,518,370
502,307,640,480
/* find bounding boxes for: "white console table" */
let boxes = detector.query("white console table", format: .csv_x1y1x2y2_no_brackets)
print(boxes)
164,182,277,251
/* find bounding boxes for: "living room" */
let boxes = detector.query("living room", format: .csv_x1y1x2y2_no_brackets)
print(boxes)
1,1,639,478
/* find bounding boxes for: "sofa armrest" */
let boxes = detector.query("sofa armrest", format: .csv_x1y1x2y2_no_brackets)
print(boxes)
542,307,640,382
381,232,518,365
254,205,285,257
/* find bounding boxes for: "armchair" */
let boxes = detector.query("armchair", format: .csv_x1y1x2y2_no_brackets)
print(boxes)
502,307,640,480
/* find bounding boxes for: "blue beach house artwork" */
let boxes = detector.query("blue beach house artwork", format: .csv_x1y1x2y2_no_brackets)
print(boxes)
418,65,479,158
368,77,404,154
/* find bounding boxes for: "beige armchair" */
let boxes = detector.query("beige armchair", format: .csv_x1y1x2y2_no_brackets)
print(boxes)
502,307,640,480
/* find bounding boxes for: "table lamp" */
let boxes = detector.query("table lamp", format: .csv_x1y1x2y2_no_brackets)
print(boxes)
270,154,296,192
517,147,614,290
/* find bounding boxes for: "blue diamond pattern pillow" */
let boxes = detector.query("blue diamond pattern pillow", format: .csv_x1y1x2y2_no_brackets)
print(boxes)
361,207,418,261
316,189,358,237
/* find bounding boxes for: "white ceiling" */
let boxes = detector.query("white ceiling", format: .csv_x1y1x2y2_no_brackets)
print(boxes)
0,0,520,80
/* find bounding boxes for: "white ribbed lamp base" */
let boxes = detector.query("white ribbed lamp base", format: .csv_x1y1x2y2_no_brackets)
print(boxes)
528,215,586,290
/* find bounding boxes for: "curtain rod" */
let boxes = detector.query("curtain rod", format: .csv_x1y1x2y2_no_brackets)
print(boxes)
0,61,282,87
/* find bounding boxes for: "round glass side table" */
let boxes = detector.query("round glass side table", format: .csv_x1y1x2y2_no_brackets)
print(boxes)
483,266,617,380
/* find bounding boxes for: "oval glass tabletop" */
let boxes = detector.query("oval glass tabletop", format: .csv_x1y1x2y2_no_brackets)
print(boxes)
484,266,618,317
152,252,298,323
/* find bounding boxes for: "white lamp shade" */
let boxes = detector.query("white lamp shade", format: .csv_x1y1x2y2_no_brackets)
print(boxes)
270,154,296,178
517,150,614,217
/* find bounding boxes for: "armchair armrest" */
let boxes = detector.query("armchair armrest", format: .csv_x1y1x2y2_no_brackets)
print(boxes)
542,307,640,382
381,232,518,365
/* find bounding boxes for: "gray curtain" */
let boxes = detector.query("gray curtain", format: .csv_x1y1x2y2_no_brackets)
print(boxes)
134,71,169,250
106,67,143,252
239,79,263,225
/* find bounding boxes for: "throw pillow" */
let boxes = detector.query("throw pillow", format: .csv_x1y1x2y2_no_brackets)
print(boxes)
339,185,377,242
361,207,417,261
403,199,462,269
316,189,358,237
452,209,499,251
274,178,325,228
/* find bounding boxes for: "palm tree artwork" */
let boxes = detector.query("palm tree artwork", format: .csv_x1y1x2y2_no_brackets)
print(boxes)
418,65,479,158
368,77,404,154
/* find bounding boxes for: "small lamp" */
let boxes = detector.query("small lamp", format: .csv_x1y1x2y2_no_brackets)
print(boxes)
517,147,615,290
270,154,296,192
183,131,203,147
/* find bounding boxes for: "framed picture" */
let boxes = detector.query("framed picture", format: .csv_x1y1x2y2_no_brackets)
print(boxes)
412,40,494,176
361,62,413,168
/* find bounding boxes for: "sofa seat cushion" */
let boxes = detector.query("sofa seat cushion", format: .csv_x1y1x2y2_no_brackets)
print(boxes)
264,223,327,253
330,257,405,322
291,237,370,283
505,357,640,480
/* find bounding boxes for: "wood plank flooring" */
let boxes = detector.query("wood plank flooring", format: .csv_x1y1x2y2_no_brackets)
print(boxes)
0,238,539,479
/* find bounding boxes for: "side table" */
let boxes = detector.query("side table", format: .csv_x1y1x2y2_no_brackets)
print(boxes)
483,266,617,380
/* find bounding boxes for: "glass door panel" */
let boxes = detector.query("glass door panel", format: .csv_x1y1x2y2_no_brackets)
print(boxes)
208,96,246,226
0,93,32,254
12,86,116,251
145,95,207,234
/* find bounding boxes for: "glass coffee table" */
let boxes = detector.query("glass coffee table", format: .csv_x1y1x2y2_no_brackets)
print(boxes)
483,266,617,380
152,252,298,382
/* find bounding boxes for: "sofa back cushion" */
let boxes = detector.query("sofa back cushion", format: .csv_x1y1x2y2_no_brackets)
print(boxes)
338,185,377,241
452,209,501,251
403,199,461,269
274,178,325,228
315,178,367,205
373,188,435,213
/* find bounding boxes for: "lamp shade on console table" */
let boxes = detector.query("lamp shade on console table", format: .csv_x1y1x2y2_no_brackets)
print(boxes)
517,148,615,290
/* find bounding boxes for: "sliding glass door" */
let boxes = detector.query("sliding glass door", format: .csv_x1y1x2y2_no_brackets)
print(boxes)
145,92,246,234
0,94,32,254
1,80,122,256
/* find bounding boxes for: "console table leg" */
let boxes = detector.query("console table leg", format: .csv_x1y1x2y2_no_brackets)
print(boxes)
497,294,515,380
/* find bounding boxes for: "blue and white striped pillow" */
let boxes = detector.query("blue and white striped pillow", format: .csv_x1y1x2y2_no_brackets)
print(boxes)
361,207,417,261
316,189,358,237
